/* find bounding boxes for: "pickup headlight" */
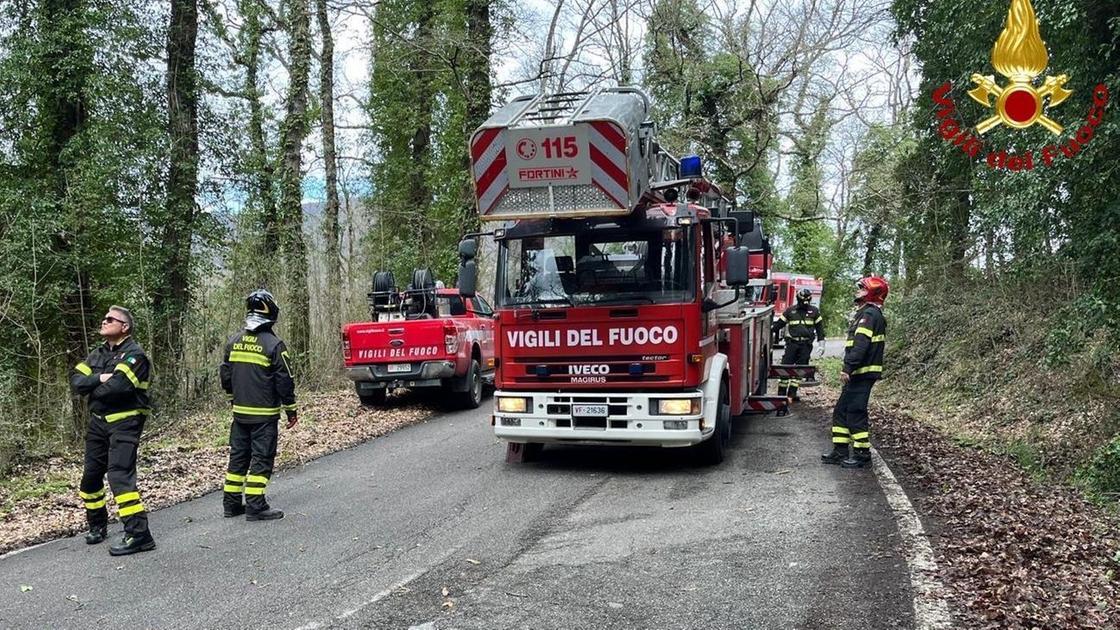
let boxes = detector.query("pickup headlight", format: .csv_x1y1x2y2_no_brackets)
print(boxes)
655,398,700,415
496,397,530,413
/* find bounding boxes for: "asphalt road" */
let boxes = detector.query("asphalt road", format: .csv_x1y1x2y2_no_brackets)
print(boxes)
0,393,913,630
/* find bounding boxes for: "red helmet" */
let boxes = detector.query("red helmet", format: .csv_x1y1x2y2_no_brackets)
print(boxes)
855,275,889,305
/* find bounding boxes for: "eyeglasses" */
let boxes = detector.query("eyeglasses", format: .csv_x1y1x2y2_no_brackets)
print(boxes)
102,316,126,325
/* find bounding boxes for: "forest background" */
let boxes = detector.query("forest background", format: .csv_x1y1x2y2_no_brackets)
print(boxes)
1,0,1118,500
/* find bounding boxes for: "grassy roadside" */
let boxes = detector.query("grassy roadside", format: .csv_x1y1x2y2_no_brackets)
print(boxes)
0,388,438,556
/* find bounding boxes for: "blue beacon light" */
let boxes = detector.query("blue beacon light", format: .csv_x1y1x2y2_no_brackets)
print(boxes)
679,155,703,179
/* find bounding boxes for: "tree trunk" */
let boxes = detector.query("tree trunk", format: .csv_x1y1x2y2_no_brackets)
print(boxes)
461,0,492,234
316,0,341,342
409,3,436,252
278,0,312,370
155,0,200,399
243,0,277,281
862,223,882,276
38,0,93,439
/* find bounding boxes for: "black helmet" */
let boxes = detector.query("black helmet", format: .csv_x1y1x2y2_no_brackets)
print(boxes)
796,288,813,305
246,289,279,327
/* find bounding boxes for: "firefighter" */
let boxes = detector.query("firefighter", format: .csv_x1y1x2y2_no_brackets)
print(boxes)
220,289,298,521
822,276,888,469
772,288,825,404
71,306,156,556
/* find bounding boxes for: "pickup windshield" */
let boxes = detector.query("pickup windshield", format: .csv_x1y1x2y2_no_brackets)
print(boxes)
497,227,694,307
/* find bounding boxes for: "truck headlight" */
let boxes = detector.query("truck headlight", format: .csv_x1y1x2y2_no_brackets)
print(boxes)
497,397,530,413
655,398,700,415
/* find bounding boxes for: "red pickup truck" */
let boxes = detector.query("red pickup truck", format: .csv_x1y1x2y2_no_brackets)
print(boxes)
342,270,496,408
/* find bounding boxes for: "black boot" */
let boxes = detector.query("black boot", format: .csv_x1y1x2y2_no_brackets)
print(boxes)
224,503,246,518
84,525,108,545
246,508,284,521
821,445,848,465
109,531,156,556
842,449,872,469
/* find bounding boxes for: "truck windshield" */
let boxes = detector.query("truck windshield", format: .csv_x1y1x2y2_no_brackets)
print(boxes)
497,227,694,307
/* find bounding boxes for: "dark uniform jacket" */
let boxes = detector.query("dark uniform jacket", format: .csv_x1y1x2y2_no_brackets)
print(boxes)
221,328,296,423
774,304,825,342
843,303,886,381
70,337,151,422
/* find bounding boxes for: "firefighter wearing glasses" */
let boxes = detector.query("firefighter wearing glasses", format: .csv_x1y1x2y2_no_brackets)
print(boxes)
772,288,825,403
822,276,888,469
220,290,298,521
70,306,156,556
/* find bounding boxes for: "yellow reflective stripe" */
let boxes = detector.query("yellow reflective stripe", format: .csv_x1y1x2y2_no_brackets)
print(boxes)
244,487,266,495
115,491,141,504
845,340,854,347
281,403,297,411
871,335,885,342
105,409,149,422
853,441,871,448
223,484,244,493
84,499,107,510
855,327,875,338
851,432,870,440
814,317,822,323
246,474,269,485
232,405,281,416
114,363,140,387
118,503,146,517
832,427,851,435
852,365,883,375
79,489,105,500
225,472,246,483
833,436,852,444
75,362,92,376
229,351,270,367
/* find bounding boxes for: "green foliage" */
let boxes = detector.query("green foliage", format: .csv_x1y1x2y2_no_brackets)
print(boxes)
1077,432,1120,500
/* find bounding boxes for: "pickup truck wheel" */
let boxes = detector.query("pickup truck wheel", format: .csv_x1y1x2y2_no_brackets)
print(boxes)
357,387,387,407
458,359,483,409
696,381,730,466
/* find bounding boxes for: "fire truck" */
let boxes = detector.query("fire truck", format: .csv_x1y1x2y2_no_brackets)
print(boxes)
457,88,815,464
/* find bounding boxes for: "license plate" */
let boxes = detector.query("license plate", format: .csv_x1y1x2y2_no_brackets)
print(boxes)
572,404,608,417
387,363,411,374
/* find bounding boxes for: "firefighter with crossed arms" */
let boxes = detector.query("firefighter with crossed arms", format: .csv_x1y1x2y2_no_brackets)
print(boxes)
71,305,156,556
771,288,825,409
220,289,298,520
822,275,888,469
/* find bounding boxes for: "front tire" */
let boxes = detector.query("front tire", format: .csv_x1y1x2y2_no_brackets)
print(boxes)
696,381,731,465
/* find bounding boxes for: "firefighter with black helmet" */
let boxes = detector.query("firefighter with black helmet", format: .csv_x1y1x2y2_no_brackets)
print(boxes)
772,288,825,405
822,275,888,469
220,289,298,520
70,305,156,556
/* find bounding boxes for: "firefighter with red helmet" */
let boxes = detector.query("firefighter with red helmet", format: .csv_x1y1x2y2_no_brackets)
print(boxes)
822,275,888,468
220,290,298,520
771,288,825,406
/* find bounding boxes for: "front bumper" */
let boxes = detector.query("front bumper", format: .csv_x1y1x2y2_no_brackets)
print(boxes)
346,360,457,389
491,390,711,447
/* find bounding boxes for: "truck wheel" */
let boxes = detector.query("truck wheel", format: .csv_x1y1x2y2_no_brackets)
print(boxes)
696,381,730,466
358,387,387,407
458,359,483,409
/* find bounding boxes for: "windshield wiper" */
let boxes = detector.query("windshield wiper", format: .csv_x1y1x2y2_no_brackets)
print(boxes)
515,296,574,307
586,294,656,305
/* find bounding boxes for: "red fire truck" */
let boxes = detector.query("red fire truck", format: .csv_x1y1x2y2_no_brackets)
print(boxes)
341,269,495,409
457,88,814,463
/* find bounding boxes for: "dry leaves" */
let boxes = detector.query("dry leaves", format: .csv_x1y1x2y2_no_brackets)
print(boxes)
0,389,434,556
803,386,1119,629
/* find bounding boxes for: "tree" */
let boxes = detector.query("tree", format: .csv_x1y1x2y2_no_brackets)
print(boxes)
317,0,342,341
155,0,201,397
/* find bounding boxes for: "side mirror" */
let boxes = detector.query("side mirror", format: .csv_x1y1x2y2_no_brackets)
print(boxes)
730,210,755,235
724,247,750,286
458,238,478,260
767,284,778,305
458,260,478,298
